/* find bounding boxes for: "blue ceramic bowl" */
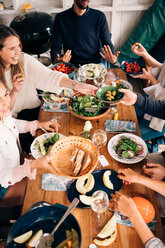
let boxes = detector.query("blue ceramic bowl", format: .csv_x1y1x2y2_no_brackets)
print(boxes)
51,62,75,79
120,58,145,75
6,201,81,248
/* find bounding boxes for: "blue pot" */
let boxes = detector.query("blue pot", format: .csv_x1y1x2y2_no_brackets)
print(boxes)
6,201,81,248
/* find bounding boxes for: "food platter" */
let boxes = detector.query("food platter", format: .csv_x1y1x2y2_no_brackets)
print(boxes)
109,79,133,91
67,169,122,208
79,63,106,79
42,89,73,110
30,132,65,159
108,133,148,164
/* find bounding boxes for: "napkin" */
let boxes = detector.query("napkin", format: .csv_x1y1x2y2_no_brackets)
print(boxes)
114,212,156,230
42,102,69,113
105,120,136,133
41,173,72,191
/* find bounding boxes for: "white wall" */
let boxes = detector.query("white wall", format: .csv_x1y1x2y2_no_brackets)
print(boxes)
0,0,155,49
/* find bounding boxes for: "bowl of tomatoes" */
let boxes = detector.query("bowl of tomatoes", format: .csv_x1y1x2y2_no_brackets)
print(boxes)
120,58,145,75
51,62,75,79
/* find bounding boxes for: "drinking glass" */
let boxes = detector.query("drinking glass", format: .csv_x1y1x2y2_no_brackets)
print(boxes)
91,190,109,227
91,129,107,168
48,101,62,122
93,76,105,87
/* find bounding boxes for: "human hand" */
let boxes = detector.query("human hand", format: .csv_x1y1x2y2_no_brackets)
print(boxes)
100,45,120,64
118,168,141,184
12,73,25,92
110,192,138,218
130,68,152,80
55,50,72,63
75,81,98,96
131,42,147,57
38,119,60,133
31,154,58,175
118,89,137,105
143,163,165,180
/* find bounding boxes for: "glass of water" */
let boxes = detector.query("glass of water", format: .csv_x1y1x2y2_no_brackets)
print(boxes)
91,190,109,227
91,129,107,168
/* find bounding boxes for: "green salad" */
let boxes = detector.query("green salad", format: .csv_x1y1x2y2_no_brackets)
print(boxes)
113,137,142,159
34,133,59,156
69,95,109,117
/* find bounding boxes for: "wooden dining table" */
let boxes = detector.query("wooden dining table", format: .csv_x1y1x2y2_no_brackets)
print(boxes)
22,68,165,248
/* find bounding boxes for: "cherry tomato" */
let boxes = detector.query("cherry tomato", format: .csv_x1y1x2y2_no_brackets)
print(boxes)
52,63,74,74
125,61,141,73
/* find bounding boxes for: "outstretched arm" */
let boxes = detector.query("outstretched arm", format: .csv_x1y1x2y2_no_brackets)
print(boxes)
131,43,162,68
119,89,165,120
118,168,165,196
110,192,155,245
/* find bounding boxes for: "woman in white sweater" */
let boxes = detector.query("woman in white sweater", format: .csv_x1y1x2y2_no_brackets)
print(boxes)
0,24,97,118
0,81,59,204
0,24,97,153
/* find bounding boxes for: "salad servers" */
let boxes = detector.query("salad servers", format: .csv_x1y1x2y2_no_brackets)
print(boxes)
35,198,79,248
37,93,75,100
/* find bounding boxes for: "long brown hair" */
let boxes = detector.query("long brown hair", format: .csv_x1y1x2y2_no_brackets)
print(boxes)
0,25,24,87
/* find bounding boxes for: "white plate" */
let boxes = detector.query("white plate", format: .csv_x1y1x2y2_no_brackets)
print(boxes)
110,79,133,91
79,63,106,79
31,132,65,159
107,133,148,164
42,88,73,106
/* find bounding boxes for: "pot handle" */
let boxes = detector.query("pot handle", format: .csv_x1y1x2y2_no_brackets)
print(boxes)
27,201,51,212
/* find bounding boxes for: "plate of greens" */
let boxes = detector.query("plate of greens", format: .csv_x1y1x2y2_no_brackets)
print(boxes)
67,93,110,120
31,133,65,159
108,133,148,164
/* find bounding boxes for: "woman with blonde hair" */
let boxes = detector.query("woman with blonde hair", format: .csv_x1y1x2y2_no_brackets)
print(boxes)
0,24,97,152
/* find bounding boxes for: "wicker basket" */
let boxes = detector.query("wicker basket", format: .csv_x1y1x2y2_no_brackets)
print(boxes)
50,136,99,179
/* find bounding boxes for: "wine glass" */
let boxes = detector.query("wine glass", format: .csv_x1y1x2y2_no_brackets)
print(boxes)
47,101,62,122
93,76,105,87
91,190,109,227
91,129,107,168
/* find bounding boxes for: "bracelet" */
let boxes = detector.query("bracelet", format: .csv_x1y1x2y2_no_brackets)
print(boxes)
72,81,76,90
111,59,120,66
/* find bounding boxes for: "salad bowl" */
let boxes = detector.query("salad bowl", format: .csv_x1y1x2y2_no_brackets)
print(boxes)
67,92,110,120
108,133,148,164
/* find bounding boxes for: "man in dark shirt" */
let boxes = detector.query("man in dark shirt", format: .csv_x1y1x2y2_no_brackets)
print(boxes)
51,0,118,66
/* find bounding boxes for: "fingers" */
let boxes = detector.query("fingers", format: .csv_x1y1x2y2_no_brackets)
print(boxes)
115,51,120,57
118,88,127,94
130,74,140,78
142,68,147,74
106,45,113,56
100,51,105,59
63,50,72,62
